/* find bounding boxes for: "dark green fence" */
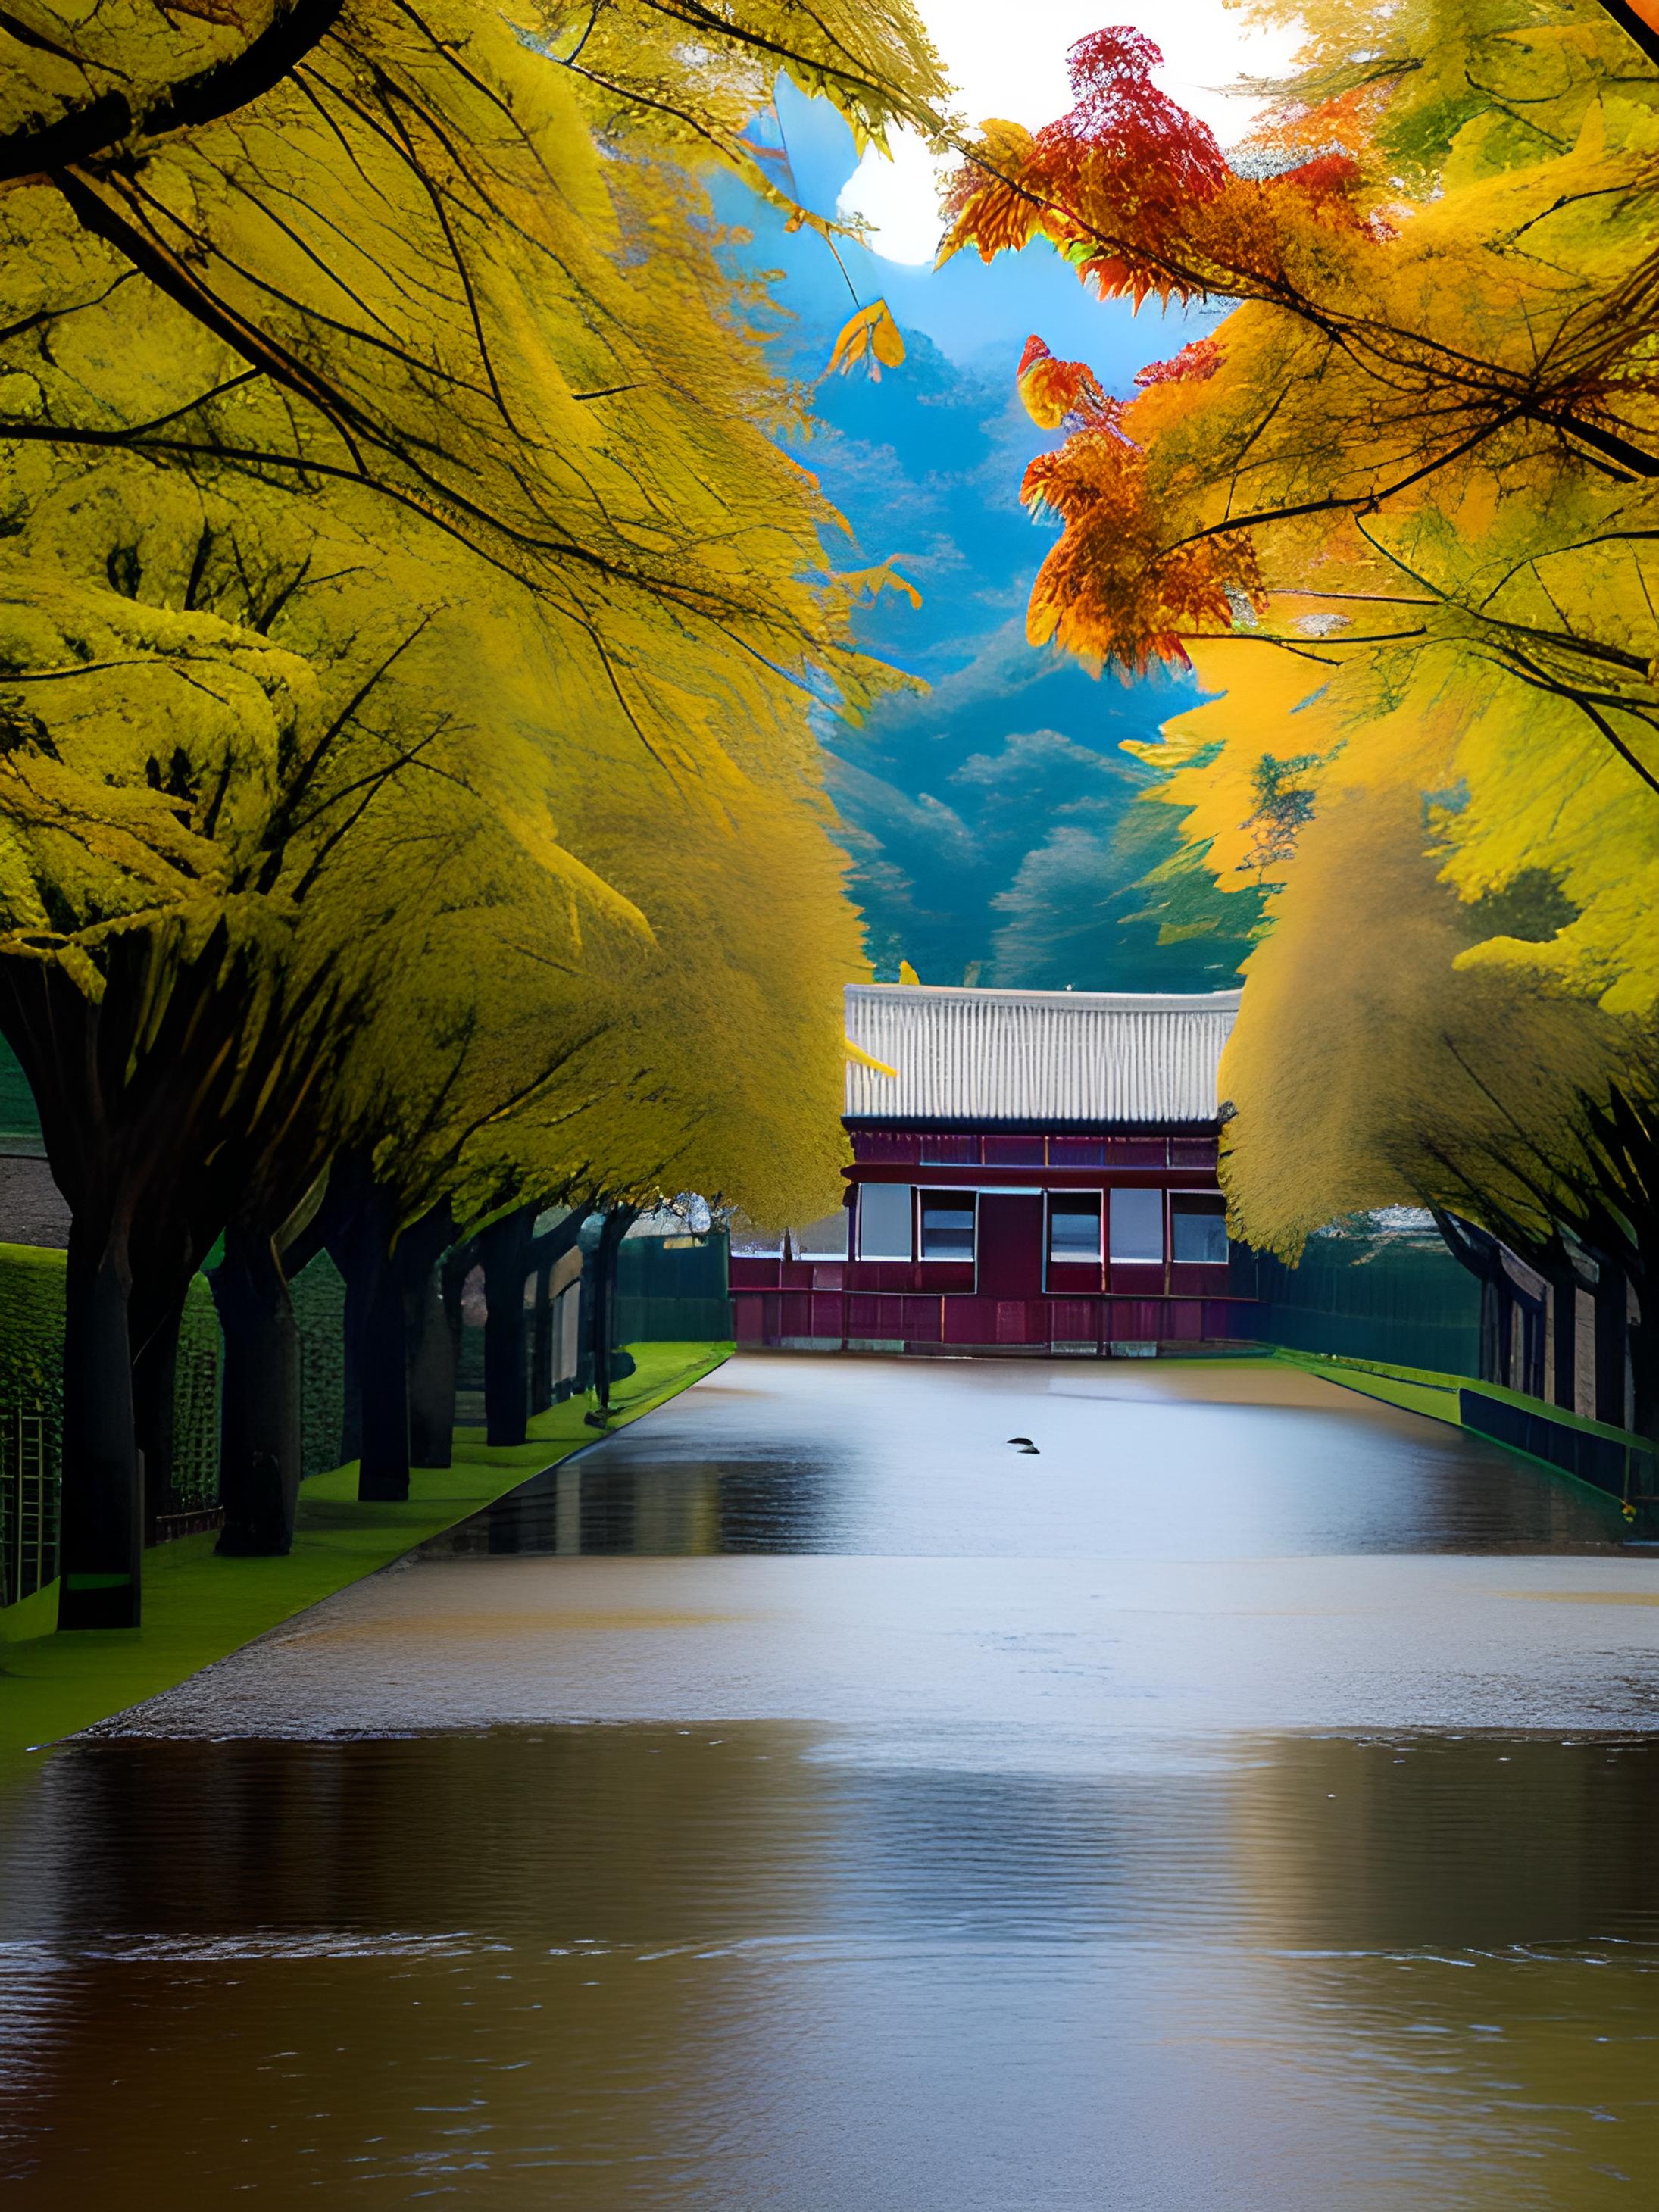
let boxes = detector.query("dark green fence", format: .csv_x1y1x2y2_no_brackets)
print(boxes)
0,1036,42,1157
0,1245,224,1589
292,1252,348,1479
615,1231,732,1343
1230,1223,1482,1376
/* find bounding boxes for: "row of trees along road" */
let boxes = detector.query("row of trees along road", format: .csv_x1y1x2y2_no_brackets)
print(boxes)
944,0,1659,1438
0,0,948,1624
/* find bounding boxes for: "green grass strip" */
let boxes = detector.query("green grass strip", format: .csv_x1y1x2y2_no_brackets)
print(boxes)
0,1341,729,1769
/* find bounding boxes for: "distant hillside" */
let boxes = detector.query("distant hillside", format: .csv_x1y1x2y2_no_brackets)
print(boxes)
733,90,1259,992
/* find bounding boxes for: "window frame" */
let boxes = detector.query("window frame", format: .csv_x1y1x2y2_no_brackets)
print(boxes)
857,1180,914,1261
1045,1190,1103,1267
1108,1184,1166,1265
918,1188,978,1263
1168,1189,1229,1267
790,1209,851,1260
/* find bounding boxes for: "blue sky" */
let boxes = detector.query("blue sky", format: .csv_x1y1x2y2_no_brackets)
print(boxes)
730,87,1252,992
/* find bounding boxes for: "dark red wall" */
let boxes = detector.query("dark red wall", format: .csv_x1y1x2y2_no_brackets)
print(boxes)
729,1121,1254,1354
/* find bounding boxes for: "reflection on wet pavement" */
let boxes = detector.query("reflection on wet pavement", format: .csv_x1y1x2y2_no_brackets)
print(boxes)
426,1355,1629,1560
2,1355,1657,2208
5,1726,1659,2209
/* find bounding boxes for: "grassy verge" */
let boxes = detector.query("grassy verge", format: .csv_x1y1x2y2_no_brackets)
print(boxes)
1268,1347,1467,1424
0,1341,728,1765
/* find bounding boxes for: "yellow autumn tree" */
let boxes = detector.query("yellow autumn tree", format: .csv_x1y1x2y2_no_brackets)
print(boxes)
0,0,949,1617
942,5,1659,1405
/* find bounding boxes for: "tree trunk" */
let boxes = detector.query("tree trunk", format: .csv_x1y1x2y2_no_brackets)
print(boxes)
530,1259,554,1417
480,1205,537,1447
1592,1261,1629,1429
1554,1272,1579,1411
352,1255,408,1501
58,1213,142,1629
326,1160,413,1503
1432,1211,1520,1389
339,1295,364,1472
524,1210,587,1418
1630,1304,1655,1445
401,1205,456,1469
131,1292,184,1545
211,1221,301,1555
408,1265,455,1467
441,1240,476,1407
586,1205,639,1426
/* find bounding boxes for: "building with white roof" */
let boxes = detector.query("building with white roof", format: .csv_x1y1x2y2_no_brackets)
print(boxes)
731,983,1253,1359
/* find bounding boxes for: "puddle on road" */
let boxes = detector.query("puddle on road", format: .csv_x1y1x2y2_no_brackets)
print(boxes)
425,1355,1625,1562
2,1358,1654,2207
3,1725,1658,2209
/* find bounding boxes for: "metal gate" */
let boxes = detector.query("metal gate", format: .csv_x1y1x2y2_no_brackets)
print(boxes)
1,1403,57,1610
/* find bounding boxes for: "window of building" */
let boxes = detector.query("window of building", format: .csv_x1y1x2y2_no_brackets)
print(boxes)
728,1213,783,1258
1109,1186,1164,1264
1048,1193,1101,1264
1170,1192,1229,1264
920,1192,976,1259
858,1182,913,1260
791,1211,849,1259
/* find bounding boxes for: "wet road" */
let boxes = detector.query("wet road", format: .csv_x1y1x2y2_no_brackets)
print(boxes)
3,1355,1658,2207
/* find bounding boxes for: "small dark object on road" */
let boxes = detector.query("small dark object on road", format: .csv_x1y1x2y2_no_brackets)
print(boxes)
1006,1436,1039,1454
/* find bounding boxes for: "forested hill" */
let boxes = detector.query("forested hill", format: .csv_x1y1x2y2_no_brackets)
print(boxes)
736,89,1259,992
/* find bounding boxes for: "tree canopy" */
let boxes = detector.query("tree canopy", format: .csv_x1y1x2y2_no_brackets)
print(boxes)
0,0,949,1615
947,2,1659,1308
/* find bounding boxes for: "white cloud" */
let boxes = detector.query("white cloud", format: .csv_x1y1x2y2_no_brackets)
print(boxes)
839,1,1302,265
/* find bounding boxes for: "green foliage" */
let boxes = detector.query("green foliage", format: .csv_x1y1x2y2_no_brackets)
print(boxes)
173,1277,222,1513
0,1242,63,1423
0,1038,41,1154
0,1248,221,1517
292,1253,347,1483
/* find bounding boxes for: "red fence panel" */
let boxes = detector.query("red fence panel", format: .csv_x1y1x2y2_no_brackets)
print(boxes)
848,1294,904,1340
943,1295,998,1345
1047,1298,1097,1345
730,1257,781,1291
1108,1299,1163,1341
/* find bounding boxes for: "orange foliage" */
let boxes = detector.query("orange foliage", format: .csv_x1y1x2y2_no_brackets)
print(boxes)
945,25,1365,307
1133,337,1219,388
1017,335,1114,429
1021,428,1260,672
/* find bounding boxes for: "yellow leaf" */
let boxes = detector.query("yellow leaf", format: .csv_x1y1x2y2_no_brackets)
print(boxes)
845,1036,897,1076
826,300,906,381
839,559,923,610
